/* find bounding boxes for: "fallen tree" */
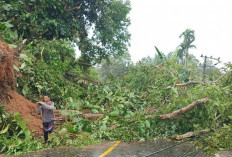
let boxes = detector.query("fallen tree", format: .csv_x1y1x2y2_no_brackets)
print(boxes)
146,97,209,119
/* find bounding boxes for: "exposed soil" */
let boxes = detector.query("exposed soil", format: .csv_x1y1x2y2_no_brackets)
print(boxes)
0,41,15,54
4,91,42,135
0,41,16,103
0,40,42,135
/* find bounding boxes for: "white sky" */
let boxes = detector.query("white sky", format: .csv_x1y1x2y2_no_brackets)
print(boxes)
128,0,232,64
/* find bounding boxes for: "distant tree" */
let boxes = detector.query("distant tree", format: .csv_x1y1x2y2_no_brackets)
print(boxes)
178,29,196,67
97,52,132,81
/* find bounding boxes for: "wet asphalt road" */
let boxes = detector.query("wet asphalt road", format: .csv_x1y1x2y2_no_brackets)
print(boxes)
7,140,215,157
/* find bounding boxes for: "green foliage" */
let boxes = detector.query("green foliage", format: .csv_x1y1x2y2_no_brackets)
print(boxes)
48,130,98,147
154,46,164,60
16,39,86,108
178,29,196,67
0,20,21,44
0,106,43,155
0,106,31,140
204,124,232,154
0,0,131,64
0,24,231,155
48,119,98,147
0,136,43,155
82,60,232,152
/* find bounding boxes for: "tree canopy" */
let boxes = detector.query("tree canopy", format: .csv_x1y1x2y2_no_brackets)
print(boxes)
0,0,131,65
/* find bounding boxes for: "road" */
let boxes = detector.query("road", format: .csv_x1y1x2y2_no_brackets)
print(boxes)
11,140,215,157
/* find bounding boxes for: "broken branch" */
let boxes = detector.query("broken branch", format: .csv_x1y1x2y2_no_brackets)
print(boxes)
40,47,44,59
146,97,209,119
159,97,209,120
213,70,232,83
65,3,82,12
175,71,232,87
153,65,174,77
15,39,27,56
173,129,209,140
175,81,199,87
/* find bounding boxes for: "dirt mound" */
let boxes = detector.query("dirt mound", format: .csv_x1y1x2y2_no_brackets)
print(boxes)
5,91,42,135
0,41,16,103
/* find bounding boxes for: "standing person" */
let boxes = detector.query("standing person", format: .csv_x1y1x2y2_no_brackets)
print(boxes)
37,94,55,146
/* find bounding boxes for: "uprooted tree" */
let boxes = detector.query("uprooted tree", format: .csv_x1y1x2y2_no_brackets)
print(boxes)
0,40,27,103
0,41,16,102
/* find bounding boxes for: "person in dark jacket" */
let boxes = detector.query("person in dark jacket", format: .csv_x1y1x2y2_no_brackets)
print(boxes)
37,94,55,146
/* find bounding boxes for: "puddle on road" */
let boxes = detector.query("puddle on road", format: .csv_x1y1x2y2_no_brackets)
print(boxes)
9,140,213,157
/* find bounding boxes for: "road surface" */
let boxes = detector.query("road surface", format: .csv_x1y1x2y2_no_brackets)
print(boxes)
10,140,216,157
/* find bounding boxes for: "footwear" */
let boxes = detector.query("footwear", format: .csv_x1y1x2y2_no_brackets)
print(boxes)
45,142,48,147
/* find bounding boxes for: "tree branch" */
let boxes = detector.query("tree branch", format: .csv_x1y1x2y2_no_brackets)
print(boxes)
173,129,209,140
15,39,27,57
175,81,199,86
153,65,174,77
146,97,209,119
175,81,199,87
213,70,232,83
175,71,232,87
40,47,44,59
65,3,82,12
159,97,209,120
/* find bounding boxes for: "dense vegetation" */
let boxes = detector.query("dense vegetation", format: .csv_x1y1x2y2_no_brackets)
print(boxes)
0,0,131,65
0,106,43,155
0,0,232,155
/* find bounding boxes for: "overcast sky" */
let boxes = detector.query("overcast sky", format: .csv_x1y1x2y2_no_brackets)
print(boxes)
128,0,232,64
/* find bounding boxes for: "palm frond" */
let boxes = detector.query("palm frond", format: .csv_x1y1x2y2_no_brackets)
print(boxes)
154,46,163,60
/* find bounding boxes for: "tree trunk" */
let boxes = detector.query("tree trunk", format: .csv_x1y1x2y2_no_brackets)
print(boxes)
184,48,188,68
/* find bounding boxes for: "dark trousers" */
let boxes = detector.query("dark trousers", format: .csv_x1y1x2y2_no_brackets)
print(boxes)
42,120,54,143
